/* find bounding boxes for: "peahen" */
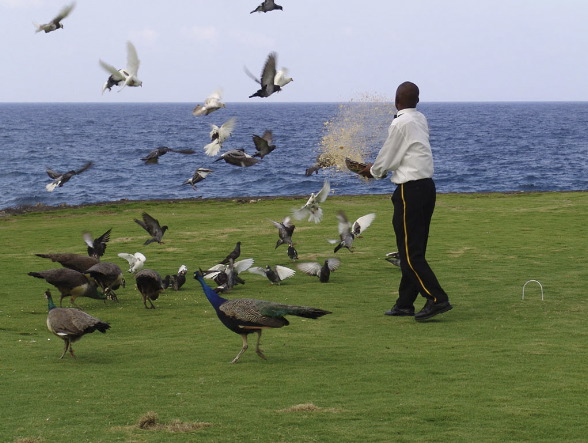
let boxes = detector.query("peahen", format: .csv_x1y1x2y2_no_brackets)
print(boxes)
44,290,110,359
135,269,165,308
28,268,105,306
194,270,332,363
35,252,99,273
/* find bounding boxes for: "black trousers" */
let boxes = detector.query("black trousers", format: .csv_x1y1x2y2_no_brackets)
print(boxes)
391,178,448,308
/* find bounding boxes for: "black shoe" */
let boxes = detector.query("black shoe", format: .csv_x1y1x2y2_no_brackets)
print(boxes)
384,305,415,316
414,300,453,321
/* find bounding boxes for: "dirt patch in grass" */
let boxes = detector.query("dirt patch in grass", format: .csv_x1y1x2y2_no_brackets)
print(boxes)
278,403,344,413
111,411,212,434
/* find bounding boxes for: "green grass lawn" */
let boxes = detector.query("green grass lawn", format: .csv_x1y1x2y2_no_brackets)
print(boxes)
1,192,587,442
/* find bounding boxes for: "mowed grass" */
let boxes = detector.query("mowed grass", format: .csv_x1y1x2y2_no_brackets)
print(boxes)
1,192,587,442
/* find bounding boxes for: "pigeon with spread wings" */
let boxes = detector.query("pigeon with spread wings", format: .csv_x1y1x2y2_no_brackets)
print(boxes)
134,212,168,245
100,41,142,93
45,161,93,192
34,2,75,33
292,179,330,223
193,90,225,116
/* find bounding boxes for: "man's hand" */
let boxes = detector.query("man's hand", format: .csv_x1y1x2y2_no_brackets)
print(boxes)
357,163,374,178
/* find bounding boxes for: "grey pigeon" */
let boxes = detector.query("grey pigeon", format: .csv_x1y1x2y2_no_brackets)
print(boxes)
220,241,241,265
253,130,276,158
141,146,195,164
184,168,213,190
214,149,260,167
271,216,295,249
248,264,295,285
247,52,281,98
329,211,376,253
250,0,283,13
134,212,168,245
82,228,111,258
34,2,75,33
297,258,341,283
45,161,93,192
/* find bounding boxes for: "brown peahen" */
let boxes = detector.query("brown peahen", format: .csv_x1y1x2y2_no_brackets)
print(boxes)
85,262,125,301
28,268,105,306
44,290,110,358
135,269,164,308
194,270,331,363
35,252,99,273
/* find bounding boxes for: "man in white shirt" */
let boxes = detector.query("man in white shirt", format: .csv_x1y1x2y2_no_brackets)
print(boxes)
359,81,452,321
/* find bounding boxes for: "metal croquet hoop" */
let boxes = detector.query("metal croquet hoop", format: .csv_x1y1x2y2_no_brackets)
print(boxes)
522,280,544,300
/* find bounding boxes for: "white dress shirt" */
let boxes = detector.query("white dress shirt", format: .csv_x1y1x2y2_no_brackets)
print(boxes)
369,108,434,184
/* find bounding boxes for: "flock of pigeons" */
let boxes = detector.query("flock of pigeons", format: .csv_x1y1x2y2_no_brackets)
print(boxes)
31,1,399,362
36,1,297,194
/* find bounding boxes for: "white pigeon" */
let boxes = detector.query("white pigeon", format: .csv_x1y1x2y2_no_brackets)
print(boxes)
293,179,331,223
274,67,293,88
117,252,147,274
297,258,341,283
184,167,213,189
193,90,225,116
248,264,295,285
34,2,75,33
100,41,142,93
203,117,237,156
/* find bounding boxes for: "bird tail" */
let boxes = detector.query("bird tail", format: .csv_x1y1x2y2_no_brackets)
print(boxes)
28,272,44,279
308,208,323,223
46,182,58,192
280,305,332,319
204,141,221,156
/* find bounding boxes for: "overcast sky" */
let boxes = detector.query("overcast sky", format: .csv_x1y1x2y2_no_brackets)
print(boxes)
2,0,587,103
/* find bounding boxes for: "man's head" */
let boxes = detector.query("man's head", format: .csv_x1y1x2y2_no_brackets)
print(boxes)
395,81,420,110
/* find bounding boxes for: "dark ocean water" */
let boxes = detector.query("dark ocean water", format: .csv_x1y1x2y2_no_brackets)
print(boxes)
0,102,586,210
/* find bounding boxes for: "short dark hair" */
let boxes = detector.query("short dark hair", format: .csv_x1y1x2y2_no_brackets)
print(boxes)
396,82,420,108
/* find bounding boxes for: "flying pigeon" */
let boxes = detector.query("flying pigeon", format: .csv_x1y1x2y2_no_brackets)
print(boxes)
193,90,225,116
297,258,341,283
99,41,142,93
183,168,213,190
134,212,168,245
219,242,241,265
252,130,276,158
246,52,282,98
204,258,254,291
248,264,295,285
274,67,293,88
292,179,330,223
270,216,295,249
203,118,236,156
250,0,283,13
328,211,376,253
141,146,196,164
214,149,260,167
117,252,147,273
45,161,93,192
34,2,75,33
83,228,112,258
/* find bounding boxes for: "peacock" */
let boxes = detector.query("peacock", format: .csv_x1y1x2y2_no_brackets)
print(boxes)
194,270,332,363
44,290,110,359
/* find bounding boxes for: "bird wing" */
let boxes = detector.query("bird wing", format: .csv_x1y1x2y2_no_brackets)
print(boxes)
82,232,95,248
326,257,341,271
125,41,140,76
234,258,254,274
316,180,331,203
218,118,236,142
274,265,295,281
352,213,376,235
252,134,269,153
117,252,136,265
336,211,351,236
296,262,321,276
260,52,277,89
46,168,62,179
141,212,161,235
99,60,124,79
205,89,223,106
74,161,93,175
54,2,75,22
244,65,261,85
248,266,268,277
203,140,222,157
219,299,288,328
169,148,196,155
261,130,273,144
